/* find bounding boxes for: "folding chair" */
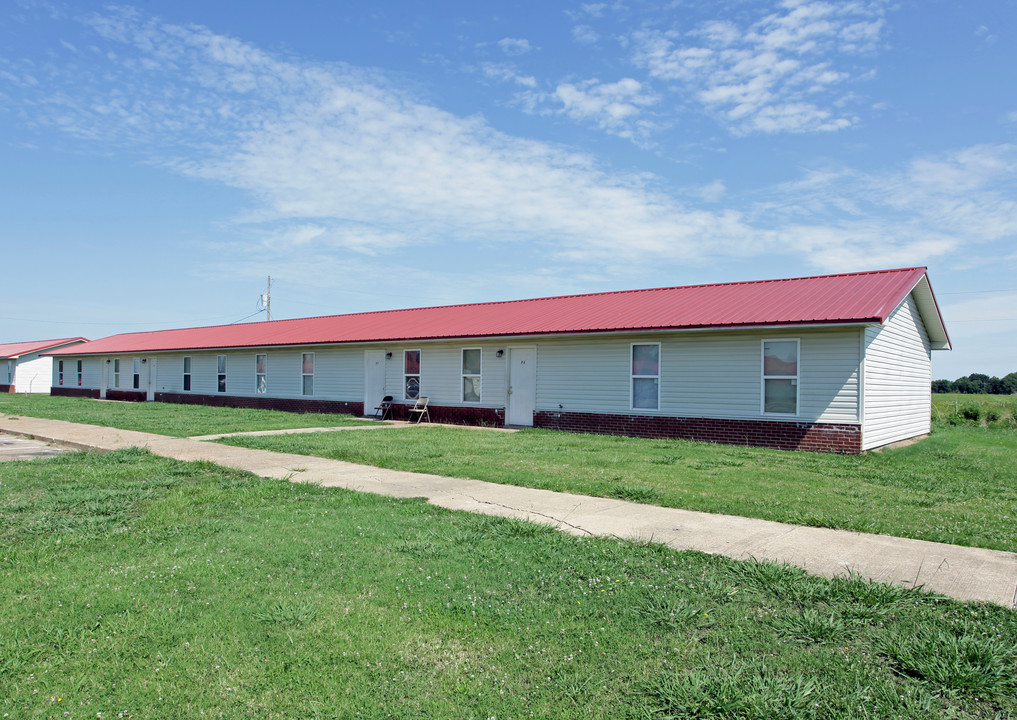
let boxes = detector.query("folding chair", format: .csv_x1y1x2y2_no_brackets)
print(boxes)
373,395,393,420
407,396,430,424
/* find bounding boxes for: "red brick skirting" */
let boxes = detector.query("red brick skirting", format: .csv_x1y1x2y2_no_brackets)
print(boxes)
0,384,13,393
533,410,862,454
156,392,364,416
50,387,101,399
106,390,147,402
381,403,503,426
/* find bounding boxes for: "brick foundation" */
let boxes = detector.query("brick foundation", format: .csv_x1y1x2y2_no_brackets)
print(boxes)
0,384,13,393
50,386,101,399
156,392,364,416
533,410,862,454
105,390,148,402
381,403,503,426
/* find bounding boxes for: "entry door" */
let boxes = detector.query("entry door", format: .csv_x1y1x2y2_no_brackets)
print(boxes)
506,347,536,426
363,349,387,416
146,358,157,401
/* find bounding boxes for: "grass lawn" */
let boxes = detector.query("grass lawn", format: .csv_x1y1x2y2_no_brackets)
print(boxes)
1,450,1014,718
219,420,1017,553
0,394,374,437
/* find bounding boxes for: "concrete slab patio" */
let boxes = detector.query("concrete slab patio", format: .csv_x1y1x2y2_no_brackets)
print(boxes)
2,413,1015,609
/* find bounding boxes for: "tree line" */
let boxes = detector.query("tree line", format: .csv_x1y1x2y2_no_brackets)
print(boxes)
932,372,1017,394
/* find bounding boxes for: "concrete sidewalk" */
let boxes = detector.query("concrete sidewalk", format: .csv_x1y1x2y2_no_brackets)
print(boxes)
2,413,1015,609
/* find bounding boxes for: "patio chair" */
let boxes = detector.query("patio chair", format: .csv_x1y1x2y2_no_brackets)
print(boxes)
373,395,393,420
407,396,430,424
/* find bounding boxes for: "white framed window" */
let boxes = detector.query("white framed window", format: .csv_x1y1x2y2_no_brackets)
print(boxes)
5,360,11,384
58,360,64,386
256,354,267,394
132,358,141,389
404,350,420,400
217,355,227,393
762,339,799,415
301,353,314,396
76,360,83,386
183,357,192,392
462,348,481,403
631,343,660,410
113,359,120,388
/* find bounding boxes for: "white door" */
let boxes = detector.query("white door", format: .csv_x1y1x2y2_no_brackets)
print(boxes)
364,349,387,416
506,347,536,426
146,358,157,401
100,359,108,399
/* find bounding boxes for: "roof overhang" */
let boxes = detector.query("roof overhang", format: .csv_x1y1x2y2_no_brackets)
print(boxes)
906,273,951,350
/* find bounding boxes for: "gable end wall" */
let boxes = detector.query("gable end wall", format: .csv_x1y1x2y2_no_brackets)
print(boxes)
862,294,932,450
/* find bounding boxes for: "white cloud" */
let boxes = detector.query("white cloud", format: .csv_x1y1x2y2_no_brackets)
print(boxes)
520,77,660,143
497,37,532,56
631,0,887,135
480,62,537,88
6,5,1015,290
751,144,1017,269
7,8,776,276
572,24,599,45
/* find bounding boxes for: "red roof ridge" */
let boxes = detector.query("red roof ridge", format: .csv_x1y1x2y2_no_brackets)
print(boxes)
282,265,931,320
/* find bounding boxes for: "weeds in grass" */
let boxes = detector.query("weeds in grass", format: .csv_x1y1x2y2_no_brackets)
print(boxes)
631,591,710,630
608,485,662,503
254,600,318,626
647,659,821,719
878,625,1017,697
770,608,846,645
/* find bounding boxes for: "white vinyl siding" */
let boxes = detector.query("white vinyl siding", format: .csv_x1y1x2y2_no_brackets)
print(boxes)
10,355,55,393
536,330,860,423
52,356,102,390
862,294,932,450
383,345,506,408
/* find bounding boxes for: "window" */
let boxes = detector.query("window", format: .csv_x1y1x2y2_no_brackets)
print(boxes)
762,339,798,415
113,359,120,388
404,350,420,400
58,360,64,386
462,348,481,402
133,358,141,389
301,353,314,396
5,361,11,384
217,355,227,393
76,360,83,386
631,343,660,410
183,357,192,392
255,354,267,394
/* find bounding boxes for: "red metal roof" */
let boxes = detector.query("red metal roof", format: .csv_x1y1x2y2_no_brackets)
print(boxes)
0,337,87,359
49,268,940,356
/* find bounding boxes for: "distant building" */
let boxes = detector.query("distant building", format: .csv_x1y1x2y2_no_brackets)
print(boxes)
46,267,949,453
1,338,88,394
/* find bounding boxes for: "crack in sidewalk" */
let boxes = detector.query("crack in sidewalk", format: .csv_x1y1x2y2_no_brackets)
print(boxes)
465,495,595,536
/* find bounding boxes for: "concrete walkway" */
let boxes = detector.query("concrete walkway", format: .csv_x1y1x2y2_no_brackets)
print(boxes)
2,413,1015,609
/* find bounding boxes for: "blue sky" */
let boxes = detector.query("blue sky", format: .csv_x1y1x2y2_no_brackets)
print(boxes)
2,0,1015,380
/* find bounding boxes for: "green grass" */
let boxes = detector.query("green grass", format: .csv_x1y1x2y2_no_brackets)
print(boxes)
0,394,374,437
2,450,1014,718
933,393,1017,428
219,420,1017,552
